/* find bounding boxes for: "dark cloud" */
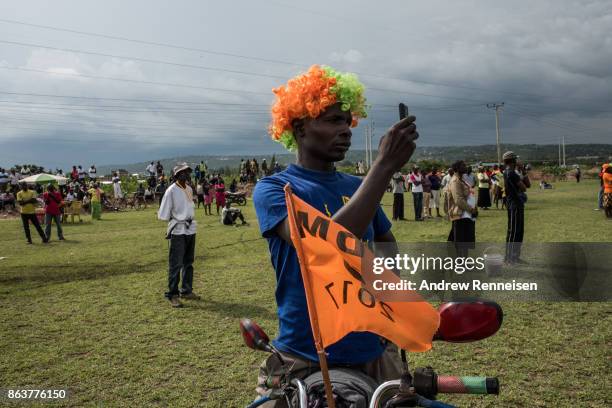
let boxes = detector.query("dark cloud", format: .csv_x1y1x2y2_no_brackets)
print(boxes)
0,0,610,169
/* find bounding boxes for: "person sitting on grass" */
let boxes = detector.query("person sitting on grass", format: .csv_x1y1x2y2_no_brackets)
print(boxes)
539,180,553,189
0,190,15,213
221,201,248,226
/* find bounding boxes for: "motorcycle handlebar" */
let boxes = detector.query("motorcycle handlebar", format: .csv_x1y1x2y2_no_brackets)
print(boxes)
437,376,499,395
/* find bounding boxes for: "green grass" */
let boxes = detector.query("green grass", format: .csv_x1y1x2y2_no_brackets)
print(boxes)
0,180,610,407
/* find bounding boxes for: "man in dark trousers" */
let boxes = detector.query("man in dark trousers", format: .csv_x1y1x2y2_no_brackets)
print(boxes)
17,182,47,244
158,163,200,308
391,171,405,220
503,151,530,264
43,184,65,241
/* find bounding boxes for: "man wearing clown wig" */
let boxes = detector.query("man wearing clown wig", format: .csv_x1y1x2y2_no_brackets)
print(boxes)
253,65,419,404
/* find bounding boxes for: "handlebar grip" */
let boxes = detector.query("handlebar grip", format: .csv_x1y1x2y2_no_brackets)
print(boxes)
437,376,499,395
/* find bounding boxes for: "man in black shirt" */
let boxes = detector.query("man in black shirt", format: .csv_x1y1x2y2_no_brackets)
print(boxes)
503,151,530,264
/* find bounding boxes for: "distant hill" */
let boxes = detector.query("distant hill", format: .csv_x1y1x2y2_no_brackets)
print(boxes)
97,144,612,176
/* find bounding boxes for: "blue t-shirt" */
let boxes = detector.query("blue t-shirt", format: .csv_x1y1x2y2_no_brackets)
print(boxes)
253,164,392,364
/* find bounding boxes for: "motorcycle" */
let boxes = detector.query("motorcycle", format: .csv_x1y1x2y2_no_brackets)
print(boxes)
241,301,502,408
226,191,247,206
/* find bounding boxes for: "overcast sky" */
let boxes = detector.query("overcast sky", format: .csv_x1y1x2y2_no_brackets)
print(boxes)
1,0,611,169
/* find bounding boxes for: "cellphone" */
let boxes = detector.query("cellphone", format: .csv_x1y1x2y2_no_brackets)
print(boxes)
398,103,409,120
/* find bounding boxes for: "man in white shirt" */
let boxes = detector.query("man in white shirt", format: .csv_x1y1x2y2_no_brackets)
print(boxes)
391,171,406,220
158,163,199,308
221,201,248,226
9,169,20,193
112,173,123,199
409,166,424,221
146,162,156,177
77,166,86,182
88,165,97,181
441,168,454,191
65,189,76,203
0,168,8,185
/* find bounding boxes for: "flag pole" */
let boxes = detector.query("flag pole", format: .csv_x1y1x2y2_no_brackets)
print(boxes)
284,184,336,408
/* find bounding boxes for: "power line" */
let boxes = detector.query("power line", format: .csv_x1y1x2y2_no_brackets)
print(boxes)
1,19,600,102
0,100,272,112
0,99,481,116
0,90,489,111
0,115,267,133
4,96,601,142
0,18,305,67
0,66,492,104
0,39,287,80
0,66,272,96
0,90,270,106
503,106,607,136
0,125,269,145
504,105,610,133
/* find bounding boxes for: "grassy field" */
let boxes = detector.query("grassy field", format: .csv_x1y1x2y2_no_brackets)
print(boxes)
0,179,610,407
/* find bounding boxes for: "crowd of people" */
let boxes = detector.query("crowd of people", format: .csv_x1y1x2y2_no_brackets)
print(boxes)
0,164,118,243
238,157,282,184
1,159,257,246
388,155,532,264
390,162,510,222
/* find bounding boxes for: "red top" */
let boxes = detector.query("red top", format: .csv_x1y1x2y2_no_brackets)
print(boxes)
43,191,63,215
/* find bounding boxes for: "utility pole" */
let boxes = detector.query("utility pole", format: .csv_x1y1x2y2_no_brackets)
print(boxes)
487,102,505,163
562,135,566,167
558,137,562,166
365,120,373,169
370,120,375,167
364,125,370,169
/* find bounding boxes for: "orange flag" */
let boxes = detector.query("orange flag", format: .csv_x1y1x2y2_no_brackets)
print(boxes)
284,184,440,352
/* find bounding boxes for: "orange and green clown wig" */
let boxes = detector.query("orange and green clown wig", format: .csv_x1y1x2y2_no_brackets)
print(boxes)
269,65,368,151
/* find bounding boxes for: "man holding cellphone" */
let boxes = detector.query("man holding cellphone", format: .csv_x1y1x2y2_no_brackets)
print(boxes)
253,65,419,405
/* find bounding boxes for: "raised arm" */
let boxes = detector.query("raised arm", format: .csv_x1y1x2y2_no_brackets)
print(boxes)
275,116,419,242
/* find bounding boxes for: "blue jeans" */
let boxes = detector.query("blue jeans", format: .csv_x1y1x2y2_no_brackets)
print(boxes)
44,213,64,240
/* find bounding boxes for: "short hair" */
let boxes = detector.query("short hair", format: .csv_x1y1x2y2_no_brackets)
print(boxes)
451,160,464,173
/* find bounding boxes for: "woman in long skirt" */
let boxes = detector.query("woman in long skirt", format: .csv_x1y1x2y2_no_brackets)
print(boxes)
476,167,491,209
215,178,226,215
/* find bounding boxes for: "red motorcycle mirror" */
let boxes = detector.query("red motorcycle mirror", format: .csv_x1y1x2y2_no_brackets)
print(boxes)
434,301,503,342
239,318,274,353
